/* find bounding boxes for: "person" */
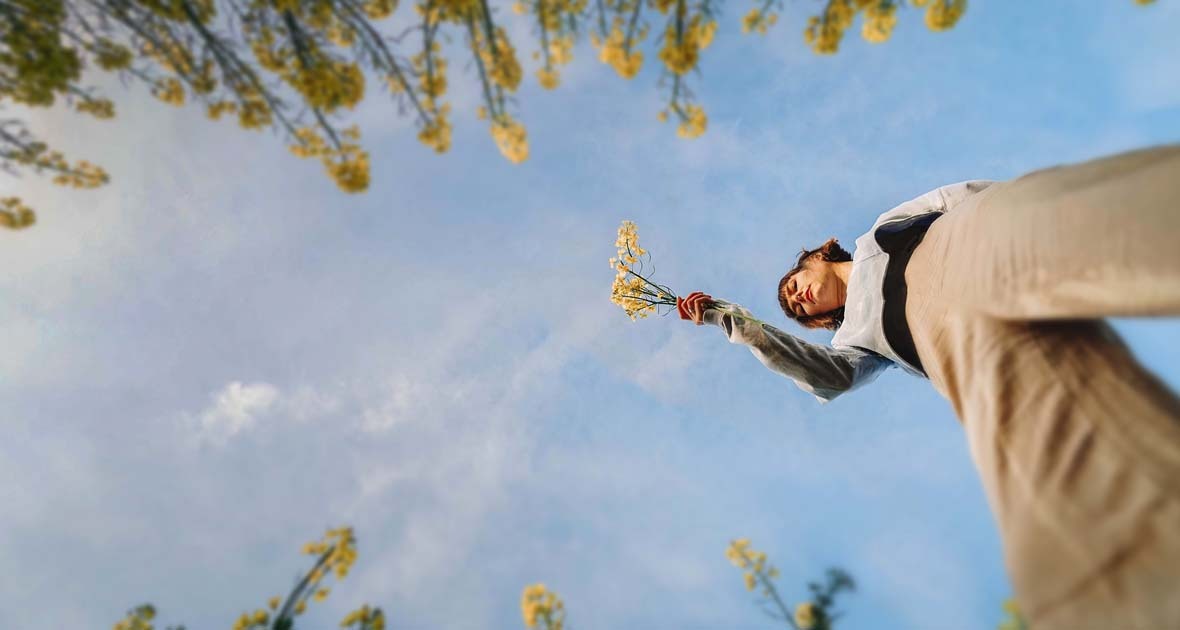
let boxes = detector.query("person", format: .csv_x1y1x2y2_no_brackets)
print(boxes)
677,144,1180,629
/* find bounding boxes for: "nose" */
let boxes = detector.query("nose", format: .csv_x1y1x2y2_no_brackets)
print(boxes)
794,286,807,305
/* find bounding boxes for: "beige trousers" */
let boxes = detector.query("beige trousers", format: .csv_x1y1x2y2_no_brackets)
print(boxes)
904,144,1180,629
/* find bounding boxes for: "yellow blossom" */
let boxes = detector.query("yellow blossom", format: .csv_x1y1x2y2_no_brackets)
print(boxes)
609,220,674,321
153,78,185,106
268,596,281,610
520,583,566,630
93,39,133,70
0,197,36,230
862,1,898,43
795,602,818,630
490,117,529,163
76,98,115,119
676,104,707,139
325,146,371,193
363,0,398,18
418,104,453,153
295,600,307,615
235,90,272,129
536,67,560,89
925,0,966,31
595,27,644,78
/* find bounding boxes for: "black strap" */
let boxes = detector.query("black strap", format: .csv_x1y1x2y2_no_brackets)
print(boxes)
874,214,941,377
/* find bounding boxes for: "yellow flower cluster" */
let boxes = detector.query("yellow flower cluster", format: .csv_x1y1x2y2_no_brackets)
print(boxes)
238,95,272,129
520,583,566,630
725,538,780,592
204,87,273,130
8,142,105,188
475,27,523,92
491,117,530,163
594,26,644,79
289,58,366,112
862,1,898,43
426,0,481,22
609,220,677,320
0,197,36,230
340,604,387,630
152,77,185,106
804,0,855,54
0,0,80,106
92,38,134,71
206,100,237,120
327,23,359,47
676,104,707,139
249,27,291,73
917,0,966,31
54,160,109,189
142,0,216,22
76,98,116,119
794,602,819,630
140,37,198,76
411,44,453,153
741,9,779,35
804,0,917,52
288,126,371,192
230,608,270,630
302,526,359,580
534,34,575,89
417,52,448,100
111,605,155,630
536,67,560,89
363,0,399,18
190,60,218,94
658,16,716,75
548,35,574,65
418,108,453,153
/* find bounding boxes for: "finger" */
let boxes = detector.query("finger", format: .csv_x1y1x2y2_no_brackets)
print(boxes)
676,297,689,320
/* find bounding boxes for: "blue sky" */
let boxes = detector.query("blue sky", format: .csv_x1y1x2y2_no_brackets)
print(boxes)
2,2,1179,629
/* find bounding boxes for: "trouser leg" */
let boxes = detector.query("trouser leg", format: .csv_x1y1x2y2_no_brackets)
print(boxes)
905,237,1180,629
917,143,1180,319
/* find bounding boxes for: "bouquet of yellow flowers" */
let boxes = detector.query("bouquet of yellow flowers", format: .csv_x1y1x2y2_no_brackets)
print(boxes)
609,220,679,320
609,220,764,325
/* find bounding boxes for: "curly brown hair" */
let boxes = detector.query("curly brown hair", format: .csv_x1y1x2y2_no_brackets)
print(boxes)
776,237,852,331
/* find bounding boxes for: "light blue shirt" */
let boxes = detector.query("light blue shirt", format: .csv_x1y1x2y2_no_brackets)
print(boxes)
704,180,995,403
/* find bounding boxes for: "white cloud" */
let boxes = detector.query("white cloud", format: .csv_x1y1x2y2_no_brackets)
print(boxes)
192,381,281,446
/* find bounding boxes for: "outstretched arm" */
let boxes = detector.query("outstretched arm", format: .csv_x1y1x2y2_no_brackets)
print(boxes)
679,292,891,403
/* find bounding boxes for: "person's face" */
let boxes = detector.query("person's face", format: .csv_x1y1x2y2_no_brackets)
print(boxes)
781,256,845,317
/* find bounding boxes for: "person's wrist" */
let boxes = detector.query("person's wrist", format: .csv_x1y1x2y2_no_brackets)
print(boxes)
701,304,723,326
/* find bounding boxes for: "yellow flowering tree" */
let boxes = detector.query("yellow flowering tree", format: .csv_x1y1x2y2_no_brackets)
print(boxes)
112,526,386,630
725,538,856,630
2,0,1159,229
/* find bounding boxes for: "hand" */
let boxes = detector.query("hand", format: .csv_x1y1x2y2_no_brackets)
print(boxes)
677,291,714,325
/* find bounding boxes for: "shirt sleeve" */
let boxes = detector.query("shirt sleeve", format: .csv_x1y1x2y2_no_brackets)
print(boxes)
935,180,997,211
702,300,893,404
877,180,997,225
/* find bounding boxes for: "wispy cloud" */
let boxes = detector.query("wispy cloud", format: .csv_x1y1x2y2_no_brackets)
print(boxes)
190,381,282,446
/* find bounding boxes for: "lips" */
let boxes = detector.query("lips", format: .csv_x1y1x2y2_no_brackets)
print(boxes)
805,286,814,304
